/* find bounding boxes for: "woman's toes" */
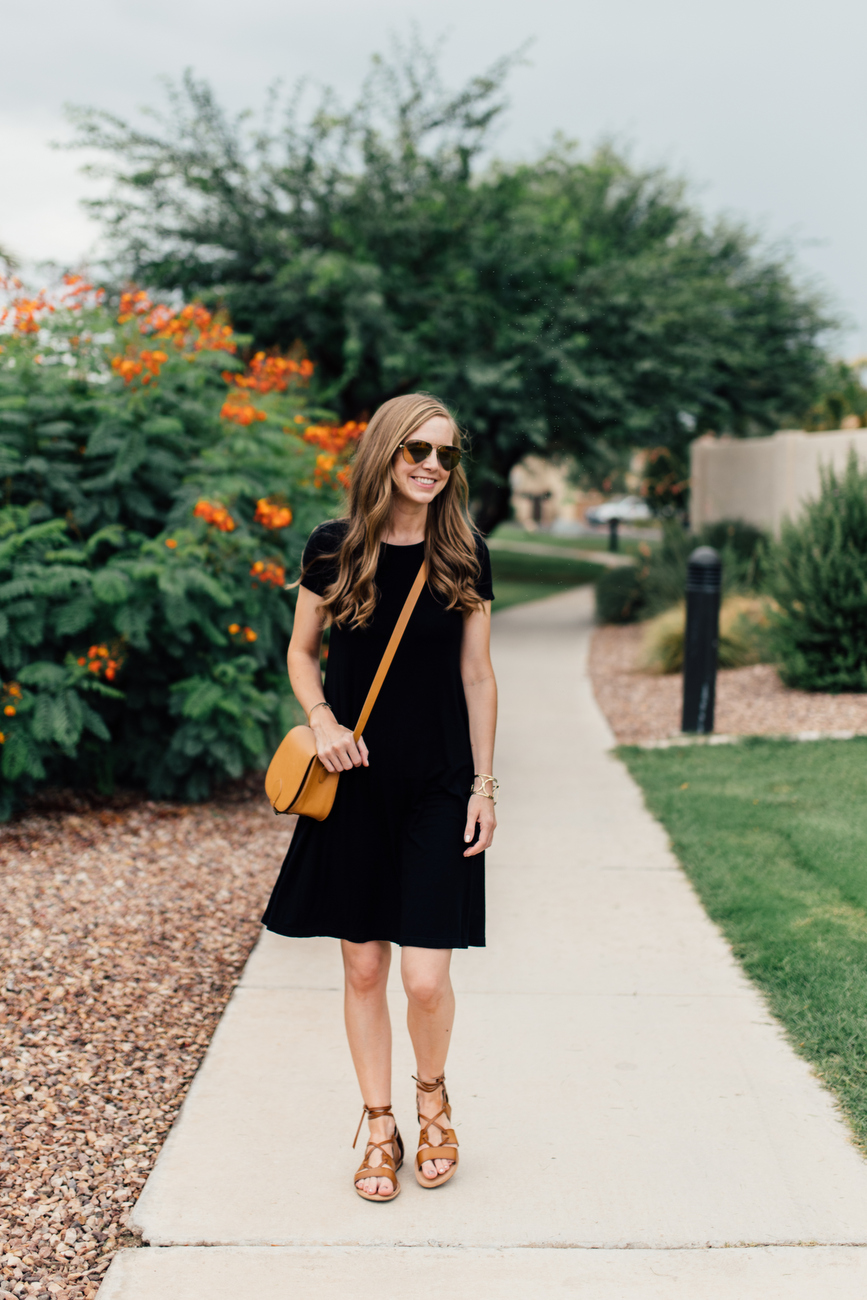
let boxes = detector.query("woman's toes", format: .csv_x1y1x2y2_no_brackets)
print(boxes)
377,1177,393,1196
435,1158,450,1175
422,1159,437,1179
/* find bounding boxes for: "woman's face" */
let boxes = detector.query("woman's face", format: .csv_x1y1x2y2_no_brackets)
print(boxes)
391,415,456,506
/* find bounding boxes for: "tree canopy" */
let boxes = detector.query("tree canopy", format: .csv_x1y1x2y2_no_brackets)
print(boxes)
67,45,836,530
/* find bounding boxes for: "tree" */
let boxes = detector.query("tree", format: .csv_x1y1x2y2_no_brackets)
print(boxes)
66,44,836,532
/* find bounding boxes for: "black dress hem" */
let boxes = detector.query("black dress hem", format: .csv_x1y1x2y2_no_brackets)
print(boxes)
262,922,484,950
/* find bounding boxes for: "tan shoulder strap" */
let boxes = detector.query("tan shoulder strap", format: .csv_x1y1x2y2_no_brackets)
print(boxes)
353,561,426,742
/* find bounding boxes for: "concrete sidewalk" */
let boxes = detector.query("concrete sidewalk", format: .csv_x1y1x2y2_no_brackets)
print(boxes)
102,587,867,1297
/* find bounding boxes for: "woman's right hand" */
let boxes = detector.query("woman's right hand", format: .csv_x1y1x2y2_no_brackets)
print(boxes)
311,711,369,772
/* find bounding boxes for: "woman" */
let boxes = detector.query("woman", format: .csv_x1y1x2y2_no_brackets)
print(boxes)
263,392,498,1202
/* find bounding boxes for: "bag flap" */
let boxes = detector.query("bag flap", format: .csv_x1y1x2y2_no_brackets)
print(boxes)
265,724,319,811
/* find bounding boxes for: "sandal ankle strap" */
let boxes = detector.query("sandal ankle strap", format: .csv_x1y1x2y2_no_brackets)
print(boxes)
413,1074,446,1094
353,1102,395,1149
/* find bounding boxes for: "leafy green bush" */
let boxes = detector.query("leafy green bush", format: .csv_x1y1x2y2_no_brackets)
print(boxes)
0,277,350,816
700,519,769,590
594,565,648,624
594,519,770,625
771,453,867,691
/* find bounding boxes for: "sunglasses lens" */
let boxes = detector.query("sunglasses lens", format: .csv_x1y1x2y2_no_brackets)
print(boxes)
402,440,431,464
437,446,461,471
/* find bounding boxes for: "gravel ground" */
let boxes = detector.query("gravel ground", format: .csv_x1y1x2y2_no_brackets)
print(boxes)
589,623,867,744
0,787,289,1299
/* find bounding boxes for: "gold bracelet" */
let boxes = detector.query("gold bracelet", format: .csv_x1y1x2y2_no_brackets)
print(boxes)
308,701,334,725
471,773,499,804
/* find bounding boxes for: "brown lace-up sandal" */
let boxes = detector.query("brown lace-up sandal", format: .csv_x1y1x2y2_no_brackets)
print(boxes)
413,1074,459,1188
352,1104,404,1202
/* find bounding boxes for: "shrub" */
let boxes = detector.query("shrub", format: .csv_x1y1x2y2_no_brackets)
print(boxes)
594,519,770,625
0,274,359,816
699,519,769,590
640,595,777,675
771,452,867,691
595,564,648,624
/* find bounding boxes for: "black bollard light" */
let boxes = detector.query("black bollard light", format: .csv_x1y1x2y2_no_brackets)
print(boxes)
681,546,722,734
608,517,619,553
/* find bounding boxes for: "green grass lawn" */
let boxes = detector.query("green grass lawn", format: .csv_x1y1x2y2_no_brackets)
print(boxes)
491,523,651,558
490,549,604,611
620,737,867,1150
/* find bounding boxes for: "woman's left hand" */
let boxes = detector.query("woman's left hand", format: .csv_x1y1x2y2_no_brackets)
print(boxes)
463,793,496,858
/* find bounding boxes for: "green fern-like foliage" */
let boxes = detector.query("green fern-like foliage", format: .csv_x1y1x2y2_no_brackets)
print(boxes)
0,282,344,815
771,452,867,692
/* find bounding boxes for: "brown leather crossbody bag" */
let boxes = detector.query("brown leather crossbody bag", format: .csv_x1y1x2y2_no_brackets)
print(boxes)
265,561,427,819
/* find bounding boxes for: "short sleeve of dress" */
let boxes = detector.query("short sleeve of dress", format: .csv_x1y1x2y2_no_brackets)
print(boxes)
300,520,347,596
474,534,495,602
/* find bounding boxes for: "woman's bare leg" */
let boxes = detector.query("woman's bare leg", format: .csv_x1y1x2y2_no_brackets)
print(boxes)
341,939,395,1196
401,946,456,1180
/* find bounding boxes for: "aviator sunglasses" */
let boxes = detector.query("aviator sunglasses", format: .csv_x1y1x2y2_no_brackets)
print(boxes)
398,439,463,472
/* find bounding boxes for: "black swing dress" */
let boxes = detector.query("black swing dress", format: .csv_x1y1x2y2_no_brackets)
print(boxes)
262,519,494,949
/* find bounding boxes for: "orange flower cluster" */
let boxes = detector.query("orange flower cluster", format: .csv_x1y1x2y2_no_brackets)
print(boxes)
77,644,123,682
118,289,236,355
224,351,314,396
314,453,338,488
250,559,286,587
111,348,168,385
1,681,22,729
59,273,102,311
220,391,267,426
117,289,152,322
254,498,293,529
302,420,367,454
193,500,237,532
228,623,258,642
0,282,52,335
1,273,104,336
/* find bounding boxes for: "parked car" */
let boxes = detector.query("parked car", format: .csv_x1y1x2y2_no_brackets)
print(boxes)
585,495,652,525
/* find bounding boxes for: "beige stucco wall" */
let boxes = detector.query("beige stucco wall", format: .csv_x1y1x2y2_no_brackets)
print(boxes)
690,429,867,535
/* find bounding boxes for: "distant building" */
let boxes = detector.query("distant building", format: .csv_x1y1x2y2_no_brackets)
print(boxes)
690,425,867,535
509,453,646,531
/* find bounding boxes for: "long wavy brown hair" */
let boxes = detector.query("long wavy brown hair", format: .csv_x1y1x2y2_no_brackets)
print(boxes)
306,393,484,629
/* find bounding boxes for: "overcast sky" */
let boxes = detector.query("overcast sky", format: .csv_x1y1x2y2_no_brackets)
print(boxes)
3,0,865,354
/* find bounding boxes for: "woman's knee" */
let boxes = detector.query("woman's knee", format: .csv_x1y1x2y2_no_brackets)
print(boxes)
403,967,450,1010
343,941,390,996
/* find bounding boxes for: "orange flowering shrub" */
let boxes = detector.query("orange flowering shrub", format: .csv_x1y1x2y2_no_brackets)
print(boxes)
313,453,338,488
117,290,235,355
298,421,366,490
111,348,169,386
224,351,314,395
193,500,237,532
220,391,268,425
218,349,313,425
108,289,236,389
254,498,293,529
250,559,286,588
0,268,356,813
76,643,124,683
303,420,366,454
1,272,104,338
1,681,22,733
